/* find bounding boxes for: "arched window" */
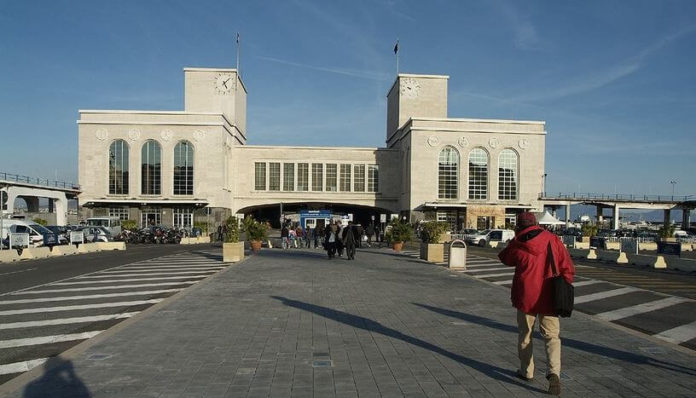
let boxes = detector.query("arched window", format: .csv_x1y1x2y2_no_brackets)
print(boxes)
498,149,518,200
468,148,488,200
109,140,129,195
438,146,459,199
141,140,161,195
174,140,194,195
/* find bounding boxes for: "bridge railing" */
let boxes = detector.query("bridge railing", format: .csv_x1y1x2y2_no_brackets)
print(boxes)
0,171,80,191
540,192,694,202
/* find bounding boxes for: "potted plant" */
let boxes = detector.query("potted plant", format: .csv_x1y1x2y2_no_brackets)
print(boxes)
658,224,676,242
419,221,448,262
243,216,268,253
388,218,413,252
222,216,244,262
581,224,598,243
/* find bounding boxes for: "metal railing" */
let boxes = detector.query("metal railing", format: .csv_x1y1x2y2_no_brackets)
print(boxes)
540,192,694,203
0,171,80,191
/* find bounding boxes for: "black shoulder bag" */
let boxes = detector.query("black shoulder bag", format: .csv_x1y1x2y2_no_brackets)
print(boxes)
547,242,574,317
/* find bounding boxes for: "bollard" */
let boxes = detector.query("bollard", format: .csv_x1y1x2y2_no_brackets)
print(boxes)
587,248,598,260
448,239,467,269
616,251,628,264
653,255,667,269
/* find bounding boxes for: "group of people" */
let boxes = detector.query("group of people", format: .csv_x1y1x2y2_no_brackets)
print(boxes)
322,220,363,260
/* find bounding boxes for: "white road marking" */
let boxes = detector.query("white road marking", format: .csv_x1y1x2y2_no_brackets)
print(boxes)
653,321,696,345
596,297,693,322
0,331,103,349
0,289,182,305
0,299,163,316
103,266,223,273
461,263,503,268
76,270,217,279
465,267,510,273
0,358,47,376
493,280,512,285
0,312,138,330
472,272,515,278
12,281,198,295
51,275,209,285
573,280,605,287
0,268,37,276
574,287,639,304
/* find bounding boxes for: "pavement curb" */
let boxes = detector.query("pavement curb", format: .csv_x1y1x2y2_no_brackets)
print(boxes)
0,248,249,397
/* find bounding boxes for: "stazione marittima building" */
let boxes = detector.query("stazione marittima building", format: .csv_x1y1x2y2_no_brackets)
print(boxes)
78,67,546,231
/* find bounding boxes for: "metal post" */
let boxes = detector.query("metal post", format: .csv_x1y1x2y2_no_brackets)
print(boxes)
670,180,676,200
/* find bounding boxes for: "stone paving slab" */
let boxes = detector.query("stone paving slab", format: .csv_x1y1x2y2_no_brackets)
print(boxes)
1,247,695,397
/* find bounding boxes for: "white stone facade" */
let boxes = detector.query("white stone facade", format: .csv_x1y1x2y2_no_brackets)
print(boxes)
77,67,545,230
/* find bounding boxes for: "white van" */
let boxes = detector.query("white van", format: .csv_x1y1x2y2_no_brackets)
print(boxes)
1,220,56,247
465,229,515,247
86,217,122,236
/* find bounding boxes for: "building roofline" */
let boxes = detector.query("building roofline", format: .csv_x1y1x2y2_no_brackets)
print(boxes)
239,145,395,152
78,110,221,115
387,73,450,97
410,117,546,125
183,67,237,72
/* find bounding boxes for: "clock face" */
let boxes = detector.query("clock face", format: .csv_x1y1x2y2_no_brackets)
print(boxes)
215,73,233,94
400,78,420,98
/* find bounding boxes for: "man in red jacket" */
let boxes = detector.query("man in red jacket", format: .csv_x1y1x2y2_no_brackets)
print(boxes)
498,212,575,396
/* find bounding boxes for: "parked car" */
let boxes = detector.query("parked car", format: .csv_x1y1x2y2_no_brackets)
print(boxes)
46,226,69,245
86,217,122,236
1,220,57,247
465,229,515,247
82,226,114,243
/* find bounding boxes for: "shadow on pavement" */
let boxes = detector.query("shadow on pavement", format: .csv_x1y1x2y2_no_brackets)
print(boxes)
272,296,547,394
23,356,90,398
413,303,696,377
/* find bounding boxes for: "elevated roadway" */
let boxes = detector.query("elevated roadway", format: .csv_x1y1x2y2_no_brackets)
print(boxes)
0,172,81,226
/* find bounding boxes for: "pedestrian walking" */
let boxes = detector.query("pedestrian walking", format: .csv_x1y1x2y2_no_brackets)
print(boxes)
324,221,337,259
342,222,357,260
335,222,345,257
289,228,297,248
315,224,324,249
366,223,375,247
305,227,312,248
295,225,303,248
281,225,289,250
498,212,575,396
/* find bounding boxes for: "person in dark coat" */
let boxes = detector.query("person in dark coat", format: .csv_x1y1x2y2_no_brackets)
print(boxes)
315,224,324,249
366,223,375,247
342,222,357,260
335,222,345,257
498,212,575,396
324,221,338,259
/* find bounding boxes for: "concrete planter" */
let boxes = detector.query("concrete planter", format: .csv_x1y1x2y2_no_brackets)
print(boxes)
0,250,20,263
420,243,444,263
19,247,51,260
77,243,101,254
223,242,245,262
95,242,126,251
50,245,78,256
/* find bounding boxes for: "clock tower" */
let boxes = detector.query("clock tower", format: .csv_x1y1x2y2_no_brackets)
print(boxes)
386,73,449,143
184,67,247,138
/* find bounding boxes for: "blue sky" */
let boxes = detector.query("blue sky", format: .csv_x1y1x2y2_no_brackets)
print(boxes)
1,0,694,197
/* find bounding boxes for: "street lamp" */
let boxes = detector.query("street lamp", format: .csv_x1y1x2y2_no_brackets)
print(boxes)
670,180,677,200
542,173,548,197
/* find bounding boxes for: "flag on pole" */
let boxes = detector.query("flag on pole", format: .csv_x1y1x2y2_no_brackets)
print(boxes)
393,40,399,54
236,32,240,44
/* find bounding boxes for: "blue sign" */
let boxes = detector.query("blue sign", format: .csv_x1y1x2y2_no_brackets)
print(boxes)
299,210,332,230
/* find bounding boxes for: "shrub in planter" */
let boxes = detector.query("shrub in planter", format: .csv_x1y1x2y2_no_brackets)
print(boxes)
419,221,448,262
242,216,268,252
388,219,413,251
222,216,243,262
122,219,137,231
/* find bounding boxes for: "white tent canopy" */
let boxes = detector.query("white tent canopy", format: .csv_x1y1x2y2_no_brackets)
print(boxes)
536,211,565,225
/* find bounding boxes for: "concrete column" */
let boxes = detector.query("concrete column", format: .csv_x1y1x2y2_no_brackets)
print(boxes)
23,196,40,213
683,209,692,230
550,206,558,218
664,209,671,229
596,206,604,224
613,204,620,230
565,204,571,226
48,198,55,213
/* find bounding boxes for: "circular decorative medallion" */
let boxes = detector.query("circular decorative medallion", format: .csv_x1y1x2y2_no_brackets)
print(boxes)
518,138,529,150
488,137,500,149
161,129,173,142
457,137,469,148
193,129,205,142
128,129,141,142
427,136,440,147
95,128,108,141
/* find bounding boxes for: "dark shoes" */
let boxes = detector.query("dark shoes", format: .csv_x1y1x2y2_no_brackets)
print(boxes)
547,373,561,396
515,370,533,382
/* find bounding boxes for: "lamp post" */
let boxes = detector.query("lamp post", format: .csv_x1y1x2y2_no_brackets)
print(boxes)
543,173,548,197
670,180,677,200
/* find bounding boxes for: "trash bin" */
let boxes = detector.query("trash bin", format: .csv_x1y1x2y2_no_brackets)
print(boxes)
448,239,467,269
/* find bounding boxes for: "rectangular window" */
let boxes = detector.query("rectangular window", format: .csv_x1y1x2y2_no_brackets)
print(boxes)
339,164,351,192
173,208,194,229
269,162,280,191
297,163,309,191
367,165,379,192
353,164,365,192
283,163,295,191
141,207,162,227
109,207,130,221
311,163,323,191
326,164,337,192
254,162,266,190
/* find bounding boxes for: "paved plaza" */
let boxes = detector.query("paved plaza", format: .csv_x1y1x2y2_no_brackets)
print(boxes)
1,247,695,397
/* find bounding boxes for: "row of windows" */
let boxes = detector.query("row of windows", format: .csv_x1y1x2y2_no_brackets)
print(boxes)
108,139,194,196
438,146,519,201
255,162,379,193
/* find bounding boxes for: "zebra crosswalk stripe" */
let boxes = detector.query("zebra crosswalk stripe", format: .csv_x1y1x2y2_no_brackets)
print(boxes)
574,287,639,304
471,272,515,278
0,299,163,316
76,270,217,279
653,321,696,345
14,281,198,295
0,359,48,376
0,331,103,349
0,289,182,305
465,267,510,273
51,275,209,285
0,312,138,330
596,297,692,322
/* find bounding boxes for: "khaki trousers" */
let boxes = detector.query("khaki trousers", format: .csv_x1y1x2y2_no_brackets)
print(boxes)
517,310,561,378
